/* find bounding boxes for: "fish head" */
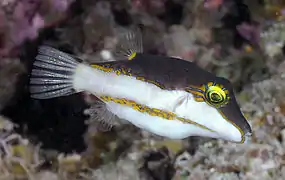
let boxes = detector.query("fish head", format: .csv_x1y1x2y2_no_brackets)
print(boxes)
184,77,252,143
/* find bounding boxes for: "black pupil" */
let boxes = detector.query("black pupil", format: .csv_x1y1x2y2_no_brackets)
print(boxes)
210,92,222,102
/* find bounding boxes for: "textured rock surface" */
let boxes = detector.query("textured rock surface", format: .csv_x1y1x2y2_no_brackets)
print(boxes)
1,0,285,179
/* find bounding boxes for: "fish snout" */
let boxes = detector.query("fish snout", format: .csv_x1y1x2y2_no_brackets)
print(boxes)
241,121,253,144
217,116,252,144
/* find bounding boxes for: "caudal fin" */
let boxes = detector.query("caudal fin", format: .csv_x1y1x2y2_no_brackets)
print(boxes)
29,46,80,99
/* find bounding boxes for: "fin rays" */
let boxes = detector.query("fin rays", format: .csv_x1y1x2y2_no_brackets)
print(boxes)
38,46,78,65
84,101,118,131
30,78,73,85
36,54,77,69
31,88,75,99
31,69,70,79
29,46,80,99
33,61,75,72
30,84,71,93
113,27,143,60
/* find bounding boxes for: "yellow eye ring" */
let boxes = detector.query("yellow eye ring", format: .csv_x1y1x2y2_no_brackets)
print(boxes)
185,82,230,107
204,83,229,107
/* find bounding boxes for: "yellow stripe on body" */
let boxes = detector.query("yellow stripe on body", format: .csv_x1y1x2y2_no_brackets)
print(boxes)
100,96,214,132
91,63,246,143
90,64,165,89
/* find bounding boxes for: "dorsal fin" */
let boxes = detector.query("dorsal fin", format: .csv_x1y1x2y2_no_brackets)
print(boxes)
113,27,143,60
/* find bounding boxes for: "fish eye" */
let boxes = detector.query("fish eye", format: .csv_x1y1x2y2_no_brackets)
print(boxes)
186,82,230,107
208,91,223,103
204,83,229,107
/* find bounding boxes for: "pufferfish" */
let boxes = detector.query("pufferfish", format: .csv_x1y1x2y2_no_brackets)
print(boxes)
29,28,252,143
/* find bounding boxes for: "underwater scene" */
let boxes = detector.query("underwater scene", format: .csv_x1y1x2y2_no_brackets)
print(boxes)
1,0,285,179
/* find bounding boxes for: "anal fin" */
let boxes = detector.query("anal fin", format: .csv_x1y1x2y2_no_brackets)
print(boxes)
84,101,119,132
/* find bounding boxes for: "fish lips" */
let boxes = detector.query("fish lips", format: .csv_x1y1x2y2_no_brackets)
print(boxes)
218,101,252,143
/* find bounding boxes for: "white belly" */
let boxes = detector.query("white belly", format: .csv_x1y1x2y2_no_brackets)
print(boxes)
105,102,219,139
73,64,237,141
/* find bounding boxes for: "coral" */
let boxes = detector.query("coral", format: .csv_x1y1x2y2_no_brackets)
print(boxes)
260,21,285,58
0,0,74,57
2,0,285,180
0,58,25,111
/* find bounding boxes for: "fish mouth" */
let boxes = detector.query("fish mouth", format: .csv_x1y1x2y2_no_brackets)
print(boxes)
219,131,252,144
241,131,252,144
239,119,253,144
216,120,252,144
219,110,253,144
